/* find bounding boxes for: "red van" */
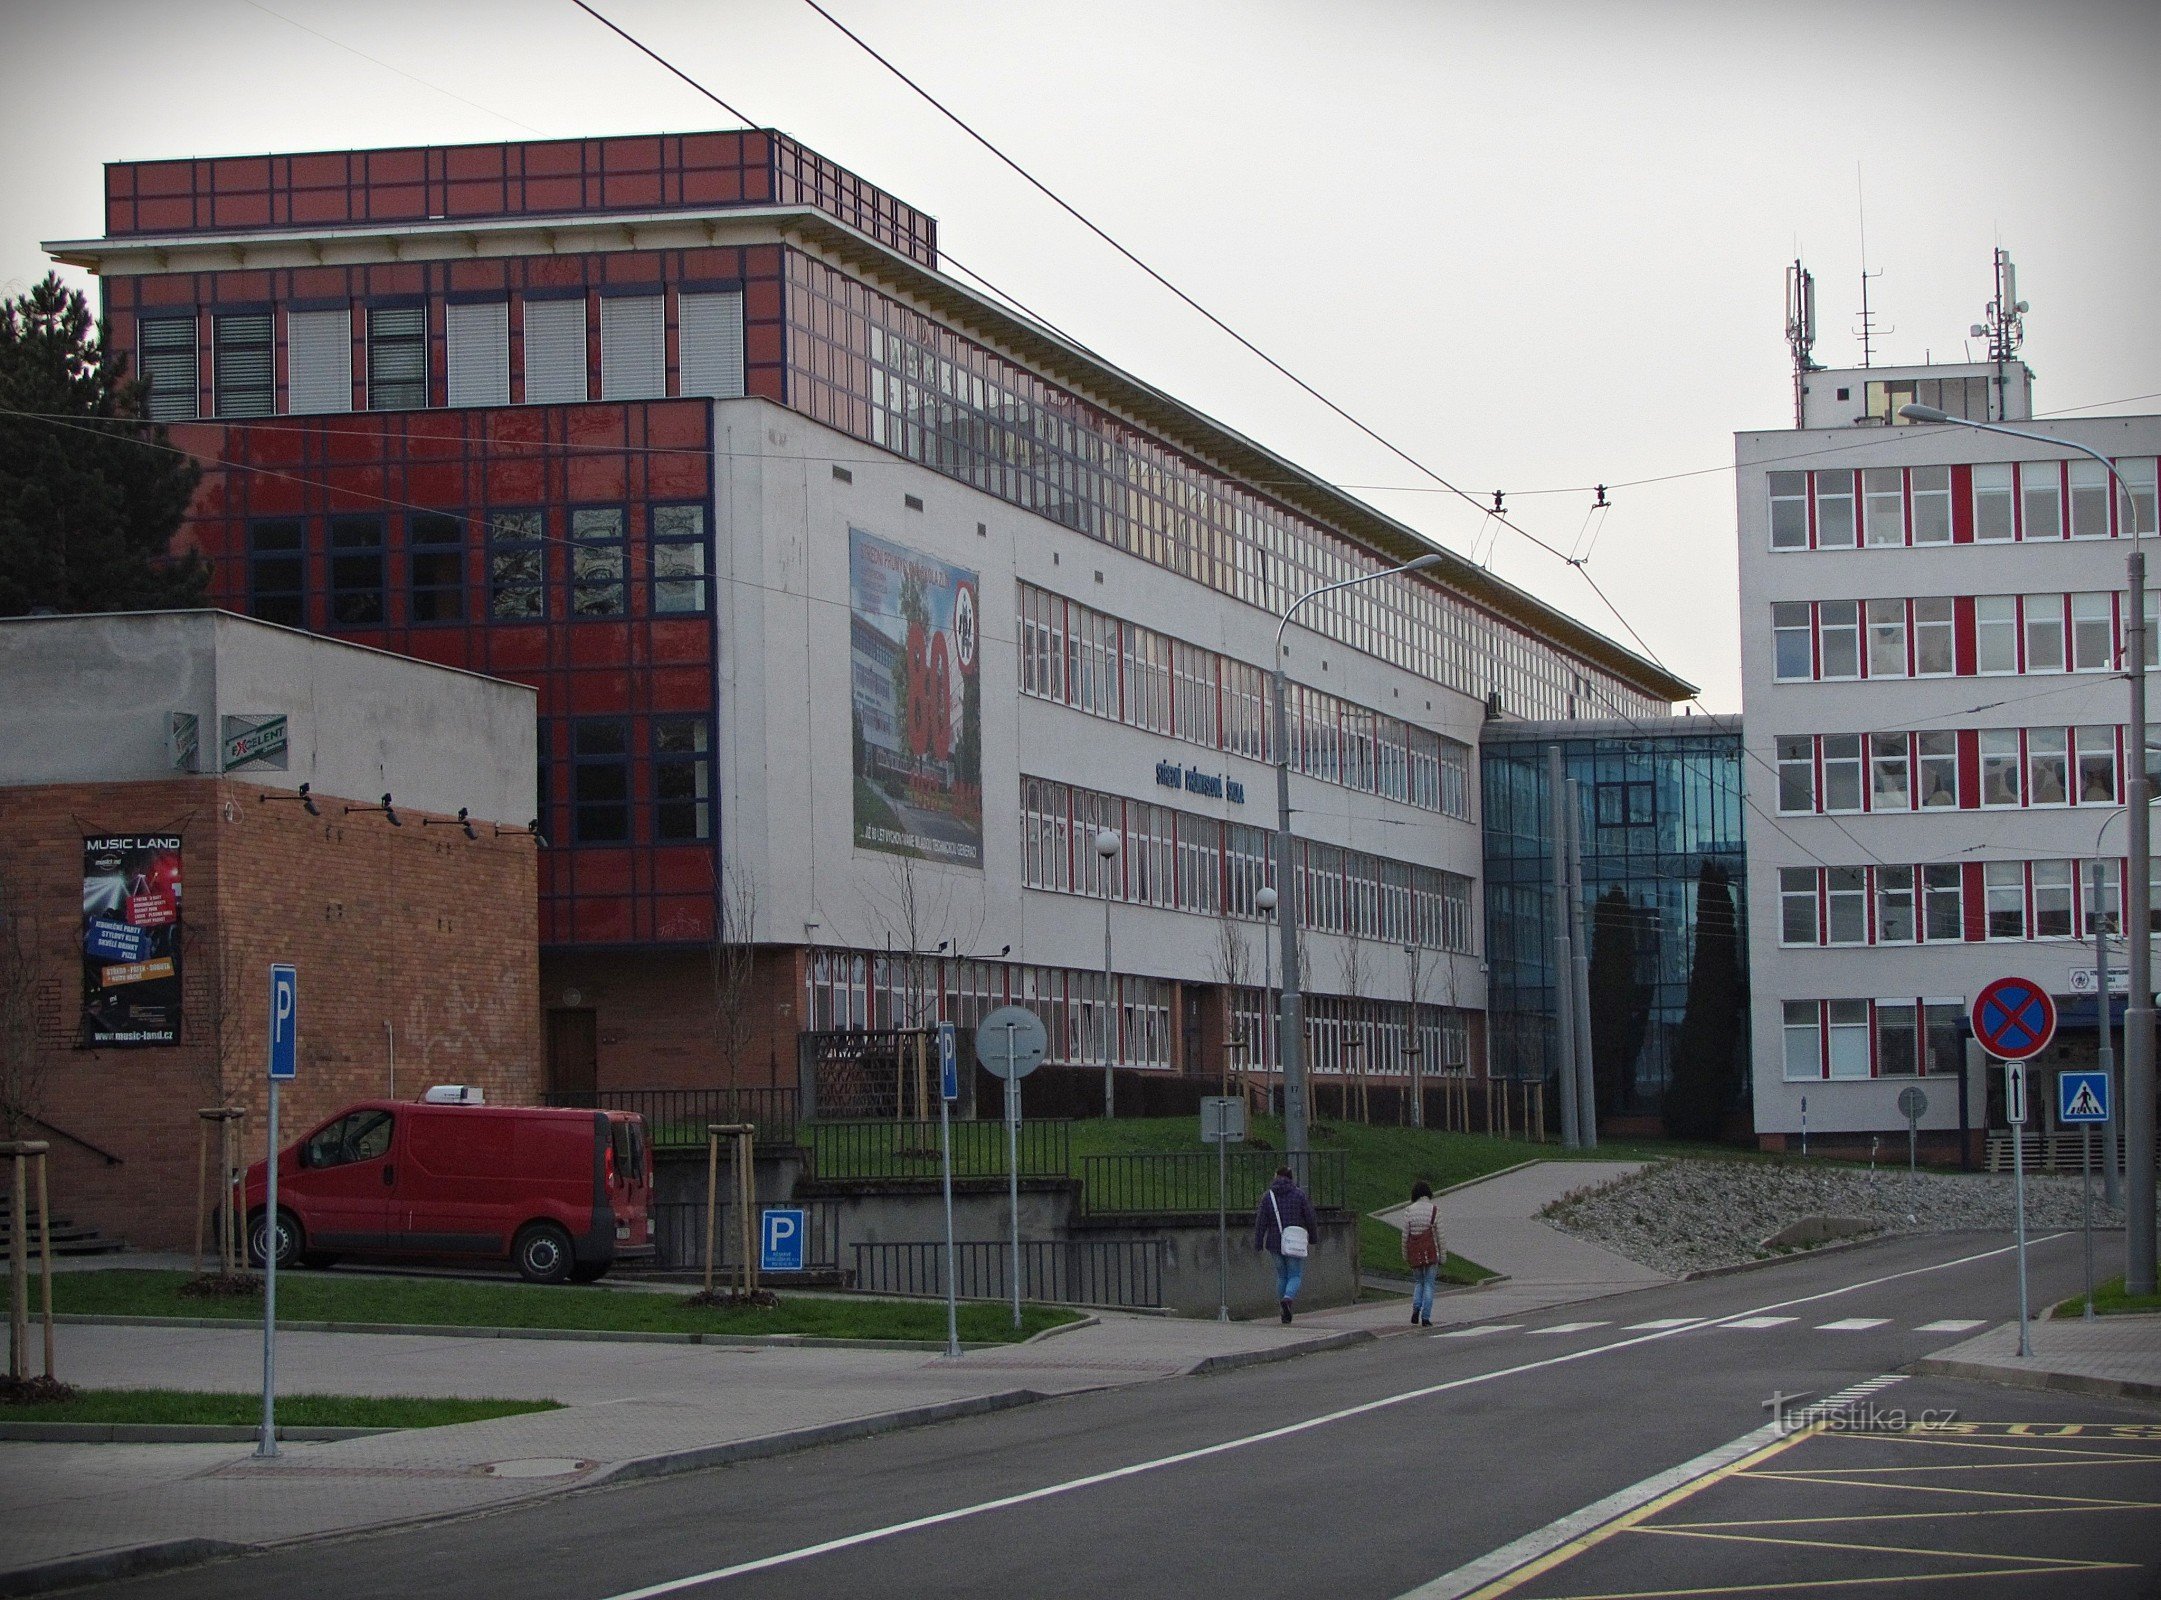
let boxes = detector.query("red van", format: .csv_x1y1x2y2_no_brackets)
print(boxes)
241,1098,652,1283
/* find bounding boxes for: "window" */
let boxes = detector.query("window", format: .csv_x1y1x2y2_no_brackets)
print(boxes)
679,289,746,398
2085,859,2122,936
1815,471,1856,548
326,514,384,626
2124,458,2158,537
1865,599,1907,677
1594,780,1654,829
1776,735,1813,812
303,1110,393,1169
1780,867,1819,945
247,519,304,627
1877,866,1915,943
2033,860,2074,938
409,513,464,624
1985,862,2026,939
1913,597,1954,676
1923,864,1963,941
213,312,273,417
2071,592,2113,671
2077,725,2118,804
1869,732,1910,810
2021,462,2062,540
446,301,510,407
1825,866,1867,945
599,294,665,400
651,505,709,615
137,315,197,420
1768,471,1809,549
1923,1001,1964,1076
1974,463,2014,541
1876,1002,1919,1077
522,297,588,403
1821,734,1863,812
571,718,631,844
1827,1000,1871,1079
1862,468,1904,546
1773,603,1812,680
1018,585,1067,703
2023,594,2064,672
2069,460,2111,538
2027,726,2069,807
1980,730,2022,807
1818,600,1859,679
1916,731,1958,808
1910,465,1951,543
286,307,351,414
653,717,711,842
570,507,626,617
366,304,427,410
488,510,546,620
1975,596,2018,675
1783,1000,1821,1080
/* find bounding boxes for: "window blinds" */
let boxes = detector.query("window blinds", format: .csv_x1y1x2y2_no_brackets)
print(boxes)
678,290,745,399
137,316,198,420
523,298,589,404
599,294,665,400
446,301,510,408
285,308,352,415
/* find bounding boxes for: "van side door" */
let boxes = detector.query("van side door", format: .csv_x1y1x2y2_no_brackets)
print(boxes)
295,1109,397,1250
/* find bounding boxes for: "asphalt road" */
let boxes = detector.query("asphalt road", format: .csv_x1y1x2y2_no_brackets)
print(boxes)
102,1230,2152,1600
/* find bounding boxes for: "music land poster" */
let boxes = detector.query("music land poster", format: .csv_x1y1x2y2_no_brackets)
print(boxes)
848,529,983,867
81,835,184,1047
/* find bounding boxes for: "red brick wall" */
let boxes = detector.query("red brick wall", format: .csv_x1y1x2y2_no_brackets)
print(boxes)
0,777,539,1248
540,946,804,1093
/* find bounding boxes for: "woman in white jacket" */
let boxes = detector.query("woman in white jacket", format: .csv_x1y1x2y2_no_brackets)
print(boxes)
1400,1179,1444,1327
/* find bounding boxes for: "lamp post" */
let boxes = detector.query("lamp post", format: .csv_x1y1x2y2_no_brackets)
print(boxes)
1258,884,1280,1115
1273,552,1446,1182
1900,402,2155,1295
1095,827,1121,1119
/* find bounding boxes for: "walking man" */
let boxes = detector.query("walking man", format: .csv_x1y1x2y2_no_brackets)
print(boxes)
1253,1164,1318,1323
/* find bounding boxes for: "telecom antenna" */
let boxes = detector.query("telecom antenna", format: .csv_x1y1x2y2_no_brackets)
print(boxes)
1852,169,1891,370
1976,246,2028,420
1785,259,1819,426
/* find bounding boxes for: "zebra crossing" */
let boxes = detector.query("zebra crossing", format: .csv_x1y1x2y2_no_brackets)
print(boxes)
1434,1314,1989,1340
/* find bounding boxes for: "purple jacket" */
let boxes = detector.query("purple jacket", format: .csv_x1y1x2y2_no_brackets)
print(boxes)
1252,1175,1319,1253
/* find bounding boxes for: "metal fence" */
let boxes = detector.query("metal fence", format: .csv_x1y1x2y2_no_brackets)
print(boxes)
806,1118,1072,1182
851,1239,1164,1309
646,1198,842,1273
545,1087,799,1147
1077,1149,1348,1215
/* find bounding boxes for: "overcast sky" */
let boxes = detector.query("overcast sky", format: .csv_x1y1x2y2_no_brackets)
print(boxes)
4,0,2156,708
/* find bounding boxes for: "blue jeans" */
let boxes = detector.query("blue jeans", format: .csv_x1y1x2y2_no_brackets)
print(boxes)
1273,1251,1305,1304
1411,1263,1437,1320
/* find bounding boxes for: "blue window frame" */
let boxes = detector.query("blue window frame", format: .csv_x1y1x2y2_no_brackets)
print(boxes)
408,512,464,624
570,506,627,617
247,518,305,627
571,718,631,844
488,509,546,620
651,503,710,615
653,716,713,842
327,514,386,626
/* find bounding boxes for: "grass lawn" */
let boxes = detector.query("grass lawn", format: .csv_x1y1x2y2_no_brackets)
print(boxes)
2052,1275,2161,1318
0,1389,556,1429
55,1271,1078,1343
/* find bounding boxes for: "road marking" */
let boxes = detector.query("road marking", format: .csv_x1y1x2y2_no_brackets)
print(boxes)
593,1236,2059,1600
1532,1321,1611,1334
1816,1318,1891,1331
1721,1316,1797,1329
1915,1318,1987,1333
1625,1318,1706,1330
1436,1325,1520,1338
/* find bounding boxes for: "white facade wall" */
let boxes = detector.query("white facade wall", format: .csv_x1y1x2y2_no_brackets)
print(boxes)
1738,393,2161,1139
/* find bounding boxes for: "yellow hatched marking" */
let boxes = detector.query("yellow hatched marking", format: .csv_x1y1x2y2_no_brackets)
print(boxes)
1518,1560,2137,1599
1631,1524,2127,1567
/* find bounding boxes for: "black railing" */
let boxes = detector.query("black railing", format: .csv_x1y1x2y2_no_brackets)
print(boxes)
806,1118,1071,1182
851,1239,1164,1309
645,1198,842,1273
544,1087,799,1147
1077,1149,1347,1215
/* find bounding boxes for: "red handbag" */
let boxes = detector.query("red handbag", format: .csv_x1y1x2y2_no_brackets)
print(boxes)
1405,1217,1440,1268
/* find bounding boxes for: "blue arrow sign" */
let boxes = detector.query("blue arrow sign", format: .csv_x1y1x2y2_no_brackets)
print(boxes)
2058,1071,2110,1125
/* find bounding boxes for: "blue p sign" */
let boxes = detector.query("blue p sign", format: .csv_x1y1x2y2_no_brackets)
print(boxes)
938,1022,959,1102
760,1207,806,1273
267,964,297,1081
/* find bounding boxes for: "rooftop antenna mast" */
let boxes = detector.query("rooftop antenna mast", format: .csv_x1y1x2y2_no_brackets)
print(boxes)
1976,246,2028,421
1852,166,1891,371
1784,259,1819,427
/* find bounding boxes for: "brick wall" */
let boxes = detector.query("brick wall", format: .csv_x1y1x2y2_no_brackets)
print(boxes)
539,946,804,1094
0,777,539,1248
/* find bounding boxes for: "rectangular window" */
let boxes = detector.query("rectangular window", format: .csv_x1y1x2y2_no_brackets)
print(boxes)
1821,733,1863,812
1917,730,1958,808
366,305,427,410
408,512,464,624
599,294,665,400
286,307,352,414
1782,1000,1821,1081
1814,471,1856,548
247,518,304,627
1827,1000,1871,1080
1975,596,2019,674
1876,1002,1919,1077
138,314,197,420
2069,460,2111,538
570,507,626,617
2023,594,2065,672
1768,471,1809,549
445,301,510,407
1985,862,2026,939
1866,599,1907,677
653,716,712,842
1910,465,1951,543
2124,458,2158,537
2071,592,2113,671
1980,729,2022,807
1974,463,2014,541
1870,732,1910,810
1773,602,1813,680
1825,866,1867,945
1877,866,1915,944
1818,600,1859,679
571,718,631,844
327,514,385,627
488,509,546,620
1913,597,1954,676
1923,864,1963,941
679,289,746,398
2027,726,2069,806
213,312,273,417
2086,859,2122,936
522,297,588,404
1594,780,1654,829
2033,861,2074,938
2077,725,2119,804
651,504,709,615
2021,462,2062,540
1862,468,1904,546
1776,735,1814,812
1923,1000,1964,1076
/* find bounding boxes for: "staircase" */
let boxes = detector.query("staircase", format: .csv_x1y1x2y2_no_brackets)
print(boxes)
0,1195,126,1257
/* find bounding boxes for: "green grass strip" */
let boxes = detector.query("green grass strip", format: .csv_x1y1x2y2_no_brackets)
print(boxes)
2052,1274,2161,1318
0,1389,558,1428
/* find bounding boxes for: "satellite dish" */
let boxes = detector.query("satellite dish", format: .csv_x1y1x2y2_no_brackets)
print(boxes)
1970,324,1987,337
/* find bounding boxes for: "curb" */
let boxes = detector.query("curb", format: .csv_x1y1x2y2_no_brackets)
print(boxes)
0,1422,391,1444
1682,1233,1887,1282
1908,1354,2161,1403
50,1313,1029,1353
1189,1328,1373,1374
0,1539,249,1600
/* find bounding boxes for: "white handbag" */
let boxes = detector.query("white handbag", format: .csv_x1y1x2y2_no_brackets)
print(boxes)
1269,1190,1310,1258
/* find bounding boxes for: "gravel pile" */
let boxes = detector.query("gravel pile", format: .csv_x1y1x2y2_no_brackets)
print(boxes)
1541,1159,2133,1278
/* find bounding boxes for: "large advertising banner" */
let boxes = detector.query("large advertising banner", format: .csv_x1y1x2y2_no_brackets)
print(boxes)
81,834,184,1047
849,528,982,867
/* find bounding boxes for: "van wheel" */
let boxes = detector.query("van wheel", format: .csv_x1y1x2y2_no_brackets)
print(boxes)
248,1208,303,1271
513,1223,574,1285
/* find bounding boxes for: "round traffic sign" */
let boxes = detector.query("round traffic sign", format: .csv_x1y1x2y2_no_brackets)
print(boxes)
975,1005,1049,1079
1896,1086,1928,1122
1970,977,2057,1061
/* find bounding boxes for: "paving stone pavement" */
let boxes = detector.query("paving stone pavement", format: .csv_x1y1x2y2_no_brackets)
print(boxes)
1911,1310,2161,1400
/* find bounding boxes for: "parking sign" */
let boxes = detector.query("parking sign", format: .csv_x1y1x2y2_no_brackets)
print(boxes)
267,964,297,1081
760,1208,807,1273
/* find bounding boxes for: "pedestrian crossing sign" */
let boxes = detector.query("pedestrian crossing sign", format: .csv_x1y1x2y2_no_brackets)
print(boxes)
2058,1070,2110,1125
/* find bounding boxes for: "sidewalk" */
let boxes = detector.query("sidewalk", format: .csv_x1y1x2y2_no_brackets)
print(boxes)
1911,1311,2161,1402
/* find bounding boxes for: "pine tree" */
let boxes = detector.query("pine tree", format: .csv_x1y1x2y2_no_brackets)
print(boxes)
1666,860,1743,1140
1587,886,1651,1116
0,274,204,616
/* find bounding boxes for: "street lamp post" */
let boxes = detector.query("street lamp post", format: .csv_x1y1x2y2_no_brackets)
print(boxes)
1900,403,2155,1295
1273,553,1445,1182
1258,885,1280,1116
1095,827,1121,1120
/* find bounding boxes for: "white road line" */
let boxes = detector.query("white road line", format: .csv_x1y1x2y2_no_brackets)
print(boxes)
1624,1318,1705,1330
1720,1316,1796,1329
591,1236,2056,1600
1532,1321,1611,1334
1914,1319,1986,1333
1816,1317,1891,1331
1436,1325,1521,1338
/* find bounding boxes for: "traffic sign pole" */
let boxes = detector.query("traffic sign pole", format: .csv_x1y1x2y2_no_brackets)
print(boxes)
1006,1021,1020,1332
937,1023,959,1359
259,963,296,1460
1971,979,2054,1364
2083,1121,2095,1322
2007,1056,2032,1359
